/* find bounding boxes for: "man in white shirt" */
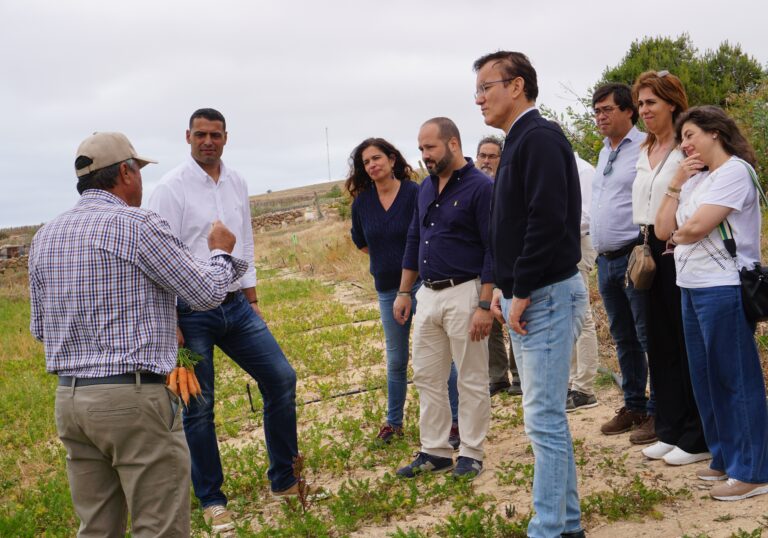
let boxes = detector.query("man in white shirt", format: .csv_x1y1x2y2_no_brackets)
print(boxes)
148,108,301,533
567,152,600,411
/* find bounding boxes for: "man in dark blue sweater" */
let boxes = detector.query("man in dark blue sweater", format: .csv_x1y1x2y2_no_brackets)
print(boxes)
474,51,587,538
393,117,494,481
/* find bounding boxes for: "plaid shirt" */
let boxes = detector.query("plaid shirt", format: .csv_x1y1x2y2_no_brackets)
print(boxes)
29,190,248,377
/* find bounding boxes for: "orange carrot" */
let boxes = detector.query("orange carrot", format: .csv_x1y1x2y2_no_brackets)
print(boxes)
189,368,202,397
178,367,190,407
184,367,197,397
168,368,180,396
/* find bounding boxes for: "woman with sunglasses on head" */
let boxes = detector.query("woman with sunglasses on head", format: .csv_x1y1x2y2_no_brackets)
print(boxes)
655,105,768,500
630,70,708,464
345,138,459,445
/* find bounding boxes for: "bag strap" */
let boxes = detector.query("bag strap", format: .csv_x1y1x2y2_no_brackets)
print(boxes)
716,158,763,260
733,157,768,207
717,220,737,259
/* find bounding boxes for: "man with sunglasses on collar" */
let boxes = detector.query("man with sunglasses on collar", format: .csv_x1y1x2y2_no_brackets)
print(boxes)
591,83,656,444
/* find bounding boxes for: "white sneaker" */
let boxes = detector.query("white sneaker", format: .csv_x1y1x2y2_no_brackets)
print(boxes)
663,446,711,466
642,441,675,460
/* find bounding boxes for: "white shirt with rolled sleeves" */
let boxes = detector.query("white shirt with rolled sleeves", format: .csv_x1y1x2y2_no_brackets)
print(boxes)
574,152,594,236
148,156,256,291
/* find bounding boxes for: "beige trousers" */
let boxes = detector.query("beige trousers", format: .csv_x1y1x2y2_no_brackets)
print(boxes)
55,382,190,537
412,279,491,460
569,234,599,395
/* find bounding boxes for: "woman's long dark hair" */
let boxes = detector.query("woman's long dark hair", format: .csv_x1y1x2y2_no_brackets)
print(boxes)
675,105,757,167
344,138,413,198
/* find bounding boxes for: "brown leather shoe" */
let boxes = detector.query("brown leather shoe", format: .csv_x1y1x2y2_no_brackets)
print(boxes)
629,415,658,445
600,407,646,435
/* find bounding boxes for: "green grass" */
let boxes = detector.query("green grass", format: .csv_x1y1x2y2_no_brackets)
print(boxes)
0,265,702,535
0,299,78,534
581,474,689,522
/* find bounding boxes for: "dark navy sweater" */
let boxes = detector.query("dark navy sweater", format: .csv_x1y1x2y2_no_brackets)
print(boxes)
350,180,418,292
491,109,581,298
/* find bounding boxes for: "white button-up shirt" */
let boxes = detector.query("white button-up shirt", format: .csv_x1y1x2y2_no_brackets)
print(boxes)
574,152,594,236
147,156,256,291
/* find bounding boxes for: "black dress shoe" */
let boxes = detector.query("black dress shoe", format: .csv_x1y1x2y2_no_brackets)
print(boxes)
489,380,511,396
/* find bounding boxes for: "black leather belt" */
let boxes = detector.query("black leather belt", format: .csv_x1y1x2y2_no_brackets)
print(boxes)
58,372,166,387
422,276,475,291
599,241,636,260
222,291,240,304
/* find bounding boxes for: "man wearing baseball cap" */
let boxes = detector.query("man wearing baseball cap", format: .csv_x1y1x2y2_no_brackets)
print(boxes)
28,131,248,536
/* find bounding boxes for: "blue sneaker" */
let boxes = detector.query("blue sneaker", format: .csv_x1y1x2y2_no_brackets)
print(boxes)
396,452,454,478
452,456,483,480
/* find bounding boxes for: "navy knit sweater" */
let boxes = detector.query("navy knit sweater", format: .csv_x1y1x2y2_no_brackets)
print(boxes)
491,109,581,298
350,180,418,292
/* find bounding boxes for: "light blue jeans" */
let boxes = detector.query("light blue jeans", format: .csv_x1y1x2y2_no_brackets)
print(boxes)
501,273,587,538
378,286,458,428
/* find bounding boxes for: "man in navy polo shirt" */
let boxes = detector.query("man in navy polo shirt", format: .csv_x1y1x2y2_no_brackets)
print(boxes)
393,117,494,480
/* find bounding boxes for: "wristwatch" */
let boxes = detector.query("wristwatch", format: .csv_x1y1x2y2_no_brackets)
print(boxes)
478,300,491,311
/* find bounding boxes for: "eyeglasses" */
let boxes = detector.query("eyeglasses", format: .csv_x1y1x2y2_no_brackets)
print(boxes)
474,77,517,99
477,152,500,160
593,105,619,117
657,70,670,77
602,139,630,176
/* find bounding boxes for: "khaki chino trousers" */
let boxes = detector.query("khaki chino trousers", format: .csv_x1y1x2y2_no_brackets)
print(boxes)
412,279,491,461
569,234,599,395
55,381,190,537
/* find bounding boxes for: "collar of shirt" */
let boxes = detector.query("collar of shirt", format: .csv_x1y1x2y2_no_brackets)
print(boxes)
185,154,231,185
80,188,129,208
506,106,537,134
425,157,475,207
600,124,644,154
590,126,647,253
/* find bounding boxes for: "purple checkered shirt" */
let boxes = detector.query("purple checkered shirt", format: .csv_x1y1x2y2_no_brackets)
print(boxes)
28,189,248,377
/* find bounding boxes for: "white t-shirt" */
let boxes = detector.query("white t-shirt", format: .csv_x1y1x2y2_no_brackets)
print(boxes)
632,148,684,225
674,157,761,289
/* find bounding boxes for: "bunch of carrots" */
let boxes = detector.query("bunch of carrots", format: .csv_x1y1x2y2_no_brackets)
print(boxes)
166,347,204,408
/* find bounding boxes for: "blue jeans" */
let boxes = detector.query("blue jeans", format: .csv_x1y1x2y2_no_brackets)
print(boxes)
681,286,768,483
502,273,586,538
378,286,458,427
596,252,655,415
177,292,298,506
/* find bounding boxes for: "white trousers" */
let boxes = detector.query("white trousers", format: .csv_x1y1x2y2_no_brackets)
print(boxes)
412,279,491,460
569,234,599,395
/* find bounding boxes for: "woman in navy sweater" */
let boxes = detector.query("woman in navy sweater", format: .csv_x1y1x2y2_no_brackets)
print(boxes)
347,138,458,444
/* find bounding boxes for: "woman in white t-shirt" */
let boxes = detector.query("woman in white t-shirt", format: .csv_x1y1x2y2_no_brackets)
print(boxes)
655,105,768,501
631,70,708,463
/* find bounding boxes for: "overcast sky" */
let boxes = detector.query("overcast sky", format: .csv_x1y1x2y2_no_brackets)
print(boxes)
2,0,767,228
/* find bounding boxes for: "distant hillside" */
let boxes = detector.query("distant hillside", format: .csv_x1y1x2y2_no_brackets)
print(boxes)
249,179,345,203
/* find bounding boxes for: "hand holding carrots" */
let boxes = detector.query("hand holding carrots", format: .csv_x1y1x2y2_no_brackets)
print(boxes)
166,347,204,407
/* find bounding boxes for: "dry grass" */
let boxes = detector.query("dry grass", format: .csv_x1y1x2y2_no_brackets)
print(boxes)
255,218,372,292
0,260,31,302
